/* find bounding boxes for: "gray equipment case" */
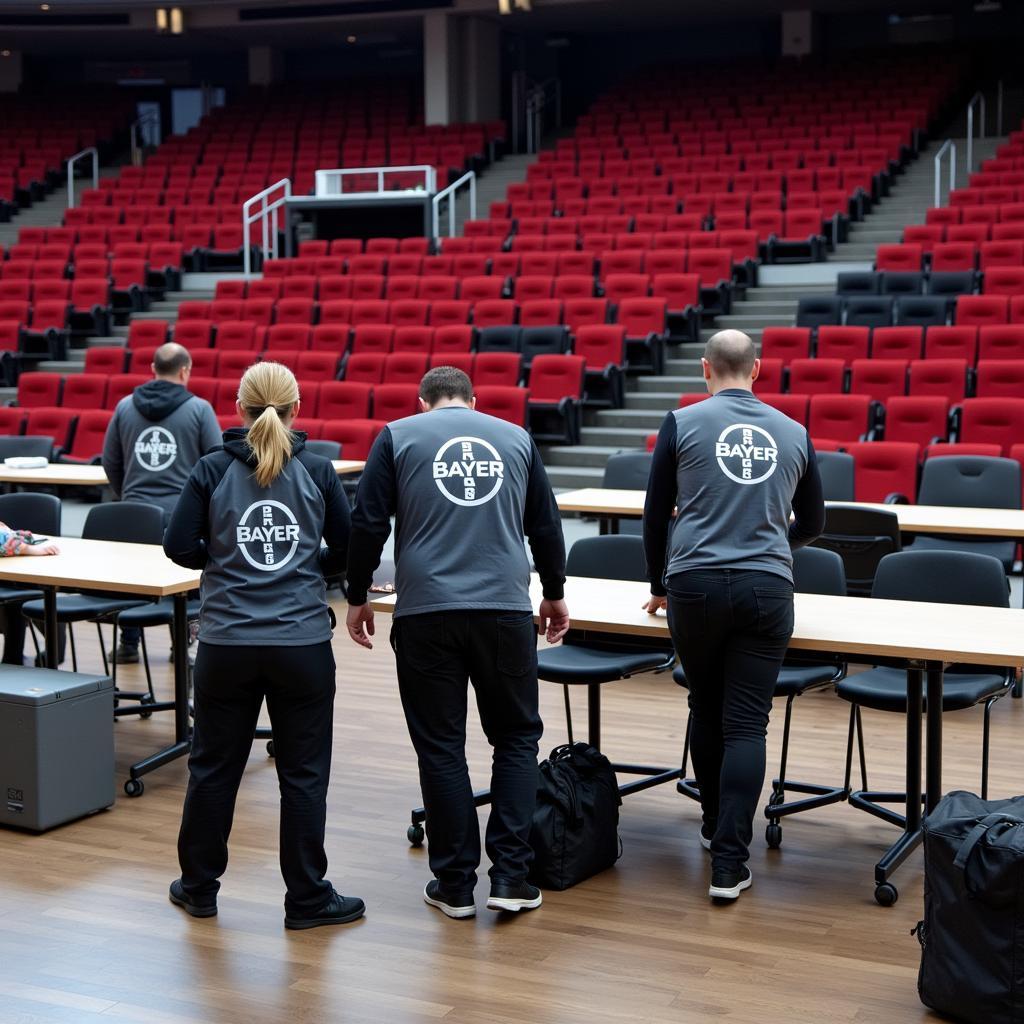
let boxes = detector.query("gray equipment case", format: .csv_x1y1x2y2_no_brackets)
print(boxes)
0,665,114,831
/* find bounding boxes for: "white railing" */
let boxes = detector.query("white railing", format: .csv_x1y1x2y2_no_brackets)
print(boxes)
966,92,986,174
934,139,957,208
313,165,437,198
66,147,99,207
431,171,477,238
130,111,161,166
242,179,292,276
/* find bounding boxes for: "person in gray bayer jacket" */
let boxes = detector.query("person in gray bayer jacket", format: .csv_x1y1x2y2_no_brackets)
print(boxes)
102,341,221,663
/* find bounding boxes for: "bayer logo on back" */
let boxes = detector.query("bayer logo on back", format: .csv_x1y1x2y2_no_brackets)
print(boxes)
715,423,780,486
134,426,178,472
235,500,301,571
431,436,505,507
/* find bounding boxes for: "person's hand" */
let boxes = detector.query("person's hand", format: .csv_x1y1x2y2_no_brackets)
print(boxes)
643,594,668,615
25,541,59,556
346,603,375,649
538,598,570,644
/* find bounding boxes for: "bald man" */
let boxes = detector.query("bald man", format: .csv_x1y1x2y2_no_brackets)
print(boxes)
643,330,824,902
102,341,221,661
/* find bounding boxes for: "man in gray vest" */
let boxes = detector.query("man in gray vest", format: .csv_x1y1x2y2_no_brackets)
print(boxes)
345,366,569,920
643,330,825,903
102,341,221,662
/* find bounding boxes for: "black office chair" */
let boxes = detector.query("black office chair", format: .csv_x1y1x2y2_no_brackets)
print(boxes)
880,272,924,296
536,535,678,799
520,326,569,369
894,295,949,328
305,439,342,459
927,271,977,302
837,550,1013,837
0,435,55,461
675,547,854,849
21,502,165,710
836,271,880,296
910,455,1020,573
813,504,901,596
816,450,855,501
601,452,652,535
0,492,61,664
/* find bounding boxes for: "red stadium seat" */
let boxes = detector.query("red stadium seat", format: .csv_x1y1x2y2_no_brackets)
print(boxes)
758,392,809,425
815,326,870,366
215,321,258,350
975,360,1024,398
432,325,475,353
924,442,1002,460
956,295,1009,326
565,298,609,333
84,348,126,375
846,441,920,502
460,276,505,302
310,324,351,354
473,352,522,387
977,325,1024,360
296,352,339,379
217,350,257,380
849,359,908,400
924,325,978,363
62,374,107,411
752,357,784,394
982,267,1024,296
473,300,517,328
418,276,459,301
128,320,170,349
430,300,472,327
808,394,876,443
351,325,394,355
372,384,419,422
174,320,214,350
519,300,564,327
787,358,845,395
908,359,969,399
344,353,387,384
872,326,923,361
264,324,311,352
761,327,811,364
319,382,373,420
18,372,62,408
383,352,429,385
0,407,26,434
527,354,586,443
958,398,1024,455
554,275,597,300
884,396,951,447
474,386,528,427
390,300,430,329
430,352,475,376
392,326,433,354
320,419,385,459
275,298,316,325
574,325,626,407
875,244,923,272
24,407,77,450
58,408,114,463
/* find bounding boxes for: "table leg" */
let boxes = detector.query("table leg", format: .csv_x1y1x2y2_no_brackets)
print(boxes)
43,586,58,669
587,683,601,747
925,662,944,814
124,592,191,795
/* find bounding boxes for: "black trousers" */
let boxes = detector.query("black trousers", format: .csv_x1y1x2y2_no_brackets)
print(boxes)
391,610,543,892
666,569,794,870
177,640,336,914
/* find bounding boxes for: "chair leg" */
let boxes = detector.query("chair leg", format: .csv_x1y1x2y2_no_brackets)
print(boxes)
981,697,995,800
27,618,40,662
562,684,575,746
681,711,692,777
855,706,869,791
69,624,78,672
769,695,796,808
96,620,111,683
139,628,155,701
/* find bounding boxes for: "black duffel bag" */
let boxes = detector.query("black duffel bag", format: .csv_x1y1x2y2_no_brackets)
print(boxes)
917,790,1024,1023
528,743,621,891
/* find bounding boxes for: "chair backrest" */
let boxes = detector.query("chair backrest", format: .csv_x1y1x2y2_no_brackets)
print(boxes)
0,492,61,535
602,452,652,490
83,501,165,544
792,546,846,596
813,505,902,597
0,436,55,461
304,439,342,460
917,455,1021,510
816,450,855,501
872,551,1008,615
566,535,648,582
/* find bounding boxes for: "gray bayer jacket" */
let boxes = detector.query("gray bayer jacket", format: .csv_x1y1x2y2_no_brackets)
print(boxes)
102,379,222,515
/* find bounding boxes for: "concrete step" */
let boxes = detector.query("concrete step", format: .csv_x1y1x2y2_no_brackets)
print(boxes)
543,464,607,488
90,335,128,347
729,301,798,316
578,425,656,447
590,407,676,429
37,359,84,374
700,326,764,342
0,387,17,404
543,444,625,468
745,286,833,301
634,369,702,391
623,391,689,410
713,313,794,329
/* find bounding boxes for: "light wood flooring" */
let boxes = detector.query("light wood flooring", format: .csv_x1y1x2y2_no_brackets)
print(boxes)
1,598,1019,1024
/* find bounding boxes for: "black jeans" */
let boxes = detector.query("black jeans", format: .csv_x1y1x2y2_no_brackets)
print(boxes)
666,569,794,870
391,609,543,893
177,640,336,915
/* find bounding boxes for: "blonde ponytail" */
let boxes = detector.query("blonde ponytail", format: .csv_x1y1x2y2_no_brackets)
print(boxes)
238,362,300,488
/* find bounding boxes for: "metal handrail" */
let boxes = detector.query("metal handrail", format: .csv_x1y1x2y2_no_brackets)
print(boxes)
242,178,292,275
934,139,957,208
66,147,99,208
314,164,437,198
431,171,477,239
966,91,986,173
130,111,161,166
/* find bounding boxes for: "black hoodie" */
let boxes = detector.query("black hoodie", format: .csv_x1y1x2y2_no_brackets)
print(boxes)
102,379,222,515
163,428,351,646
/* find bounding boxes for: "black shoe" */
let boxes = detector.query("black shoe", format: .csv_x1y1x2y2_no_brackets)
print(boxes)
113,644,139,665
168,879,217,918
708,864,752,901
699,826,714,852
486,880,542,913
284,889,365,930
423,879,475,919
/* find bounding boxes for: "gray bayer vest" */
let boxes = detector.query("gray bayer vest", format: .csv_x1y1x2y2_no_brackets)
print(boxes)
199,456,332,645
387,406,535,618
666,390,811,583
110,392,220,514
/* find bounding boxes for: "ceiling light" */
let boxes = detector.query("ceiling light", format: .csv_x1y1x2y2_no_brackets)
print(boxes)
0,50,10,58
39,3,50,10
155,7,168,32
169,6,183,34
347,34,357,43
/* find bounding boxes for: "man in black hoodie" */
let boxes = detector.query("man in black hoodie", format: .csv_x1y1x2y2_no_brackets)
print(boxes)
102,342,221,661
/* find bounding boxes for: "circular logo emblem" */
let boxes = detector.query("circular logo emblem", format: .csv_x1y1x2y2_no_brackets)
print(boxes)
431,436,505,507
235,500,300,572
715,423,779,486
134,426,177,472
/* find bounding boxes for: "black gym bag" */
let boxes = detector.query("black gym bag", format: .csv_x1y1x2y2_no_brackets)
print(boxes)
917,790,1024,1023
528,743,622,891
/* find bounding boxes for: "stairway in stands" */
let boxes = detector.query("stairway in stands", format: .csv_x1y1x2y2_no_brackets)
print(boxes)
541,135,1003,488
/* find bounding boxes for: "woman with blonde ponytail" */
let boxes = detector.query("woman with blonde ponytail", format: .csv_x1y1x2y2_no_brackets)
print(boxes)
163,360,364,930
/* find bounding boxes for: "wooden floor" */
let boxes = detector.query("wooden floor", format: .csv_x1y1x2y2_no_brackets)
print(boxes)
1,598,1018,1024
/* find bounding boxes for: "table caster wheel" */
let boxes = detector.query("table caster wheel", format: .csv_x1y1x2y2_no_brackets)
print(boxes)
874,882,898,907
407,824,425,847
765,823,782,849
124,778,144,798
139,695,154,720
266,740,275,758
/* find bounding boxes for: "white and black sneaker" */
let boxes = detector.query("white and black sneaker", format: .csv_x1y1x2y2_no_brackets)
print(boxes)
423,880,476,919
699,826,714,852
708,864,752,901
486,880,543,913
